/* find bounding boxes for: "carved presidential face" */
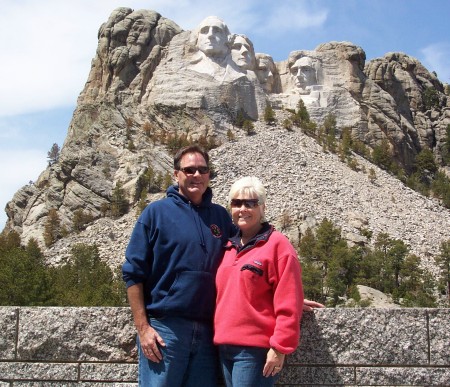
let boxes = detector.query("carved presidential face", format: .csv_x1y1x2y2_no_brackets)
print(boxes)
256,55,275,93
196,16,229,58
231,35,254,70
290,56,317,89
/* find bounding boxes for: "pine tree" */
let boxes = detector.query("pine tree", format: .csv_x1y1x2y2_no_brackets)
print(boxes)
293,99,310,127
264,104,276,125
43,208,61,246
0,236,52,306
227,129,236,141
339,127,352,161
372,139,392,171
243,120,255,135
73,209,94,232
435,240,450,305
443,125,450,165
111,182,129,218
47,143,60,166
235,109,246,128
51,244,126,306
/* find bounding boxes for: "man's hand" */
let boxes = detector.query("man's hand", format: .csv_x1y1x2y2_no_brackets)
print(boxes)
127,284,166,362
138,324,166,362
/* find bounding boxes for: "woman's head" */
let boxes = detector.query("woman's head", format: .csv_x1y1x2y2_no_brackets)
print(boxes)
228,176,267,225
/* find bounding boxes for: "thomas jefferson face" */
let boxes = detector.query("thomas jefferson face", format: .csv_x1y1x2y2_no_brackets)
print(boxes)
256,54,275,92
290,56,317,89
196,16,229,58
231,35,254,70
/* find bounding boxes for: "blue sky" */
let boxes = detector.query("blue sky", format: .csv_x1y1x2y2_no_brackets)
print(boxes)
1,0,449,229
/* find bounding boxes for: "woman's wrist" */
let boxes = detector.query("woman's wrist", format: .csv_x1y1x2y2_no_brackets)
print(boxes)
271,347,284,356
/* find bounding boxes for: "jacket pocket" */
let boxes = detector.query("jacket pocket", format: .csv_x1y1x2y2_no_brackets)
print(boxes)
162,271,216,319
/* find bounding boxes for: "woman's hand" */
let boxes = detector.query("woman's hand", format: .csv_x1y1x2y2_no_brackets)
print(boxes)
303,299,325,311
263,347,285,377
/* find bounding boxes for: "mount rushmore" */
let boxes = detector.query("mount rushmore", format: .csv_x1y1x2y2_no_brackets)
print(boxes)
3,8,449,268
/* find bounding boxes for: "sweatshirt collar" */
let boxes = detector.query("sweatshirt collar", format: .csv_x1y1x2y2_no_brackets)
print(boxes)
229,222,273,252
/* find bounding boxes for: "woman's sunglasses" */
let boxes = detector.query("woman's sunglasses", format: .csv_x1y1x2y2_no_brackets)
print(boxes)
230,199,260,208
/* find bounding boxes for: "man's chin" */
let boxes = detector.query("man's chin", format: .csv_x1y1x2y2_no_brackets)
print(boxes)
188,186,204,193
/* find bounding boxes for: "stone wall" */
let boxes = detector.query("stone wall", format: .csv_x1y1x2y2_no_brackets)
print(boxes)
0,307,448,386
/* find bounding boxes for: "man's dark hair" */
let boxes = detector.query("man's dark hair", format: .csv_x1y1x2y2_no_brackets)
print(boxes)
173,145,210,170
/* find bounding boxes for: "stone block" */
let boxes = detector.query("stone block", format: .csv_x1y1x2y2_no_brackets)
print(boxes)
356,366,450,386
428,308,450,365
0,361,78,380
13,384,137,386
0,307,18,360
80,362,137,381
291,309,429,365
278,365,355,385
13,384,79,387
17,307,136,362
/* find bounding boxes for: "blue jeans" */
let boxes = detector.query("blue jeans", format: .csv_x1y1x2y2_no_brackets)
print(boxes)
138,317,219,387
218,345,278,387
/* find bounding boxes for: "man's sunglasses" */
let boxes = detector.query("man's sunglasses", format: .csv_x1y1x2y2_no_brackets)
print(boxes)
230,199,260,208
179,166,210,175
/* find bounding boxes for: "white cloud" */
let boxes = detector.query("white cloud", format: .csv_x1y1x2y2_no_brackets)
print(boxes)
253,1,328,35
420,42,450,84
0,1,99,116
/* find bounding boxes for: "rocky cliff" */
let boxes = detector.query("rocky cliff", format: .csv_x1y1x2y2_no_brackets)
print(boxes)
3,7,450,270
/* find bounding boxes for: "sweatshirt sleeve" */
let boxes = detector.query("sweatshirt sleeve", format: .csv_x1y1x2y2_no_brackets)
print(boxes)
122,217,153,288
269,239,304,354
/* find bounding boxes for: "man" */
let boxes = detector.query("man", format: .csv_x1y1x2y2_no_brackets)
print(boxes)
255,53,276,93
230,34,255,71
289,56,318,91
195,16,230,60
189,16,234,81
122,145,234,386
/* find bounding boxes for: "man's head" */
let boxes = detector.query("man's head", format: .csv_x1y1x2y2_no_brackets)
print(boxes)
290,56,317,90
255,53,276,93
230,34,255,70
195,16,230,58
174,145,211,205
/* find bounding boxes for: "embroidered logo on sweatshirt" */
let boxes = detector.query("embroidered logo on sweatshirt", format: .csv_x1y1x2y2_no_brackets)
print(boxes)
210,224,222,238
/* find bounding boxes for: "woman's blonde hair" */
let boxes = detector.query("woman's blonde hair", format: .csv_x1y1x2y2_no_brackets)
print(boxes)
228,176,267,222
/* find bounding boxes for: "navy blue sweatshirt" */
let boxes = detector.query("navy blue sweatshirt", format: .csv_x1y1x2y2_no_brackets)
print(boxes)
122,185,234,322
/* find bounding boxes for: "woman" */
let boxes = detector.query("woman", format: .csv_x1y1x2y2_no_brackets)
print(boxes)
214,176,304,386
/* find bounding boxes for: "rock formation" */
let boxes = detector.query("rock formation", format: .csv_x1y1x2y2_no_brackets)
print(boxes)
3,8,449,273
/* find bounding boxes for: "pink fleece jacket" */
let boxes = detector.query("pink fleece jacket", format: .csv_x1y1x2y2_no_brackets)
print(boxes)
214,227,304,354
